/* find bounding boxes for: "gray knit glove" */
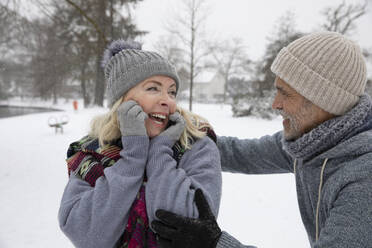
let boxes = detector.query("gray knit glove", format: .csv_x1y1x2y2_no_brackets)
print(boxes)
117,100,148,137
159,112,186,144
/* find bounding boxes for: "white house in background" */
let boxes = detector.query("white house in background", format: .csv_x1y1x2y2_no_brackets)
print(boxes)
193,72,225,102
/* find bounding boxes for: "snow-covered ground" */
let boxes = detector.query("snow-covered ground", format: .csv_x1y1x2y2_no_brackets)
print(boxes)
0,99,308,248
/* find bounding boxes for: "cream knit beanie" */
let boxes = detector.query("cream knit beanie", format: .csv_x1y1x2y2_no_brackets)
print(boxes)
271,32,367,115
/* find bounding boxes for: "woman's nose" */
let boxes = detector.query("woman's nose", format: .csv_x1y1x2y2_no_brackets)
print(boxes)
159,91,172,107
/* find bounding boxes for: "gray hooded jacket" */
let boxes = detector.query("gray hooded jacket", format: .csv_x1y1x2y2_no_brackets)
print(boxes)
216,94,372,248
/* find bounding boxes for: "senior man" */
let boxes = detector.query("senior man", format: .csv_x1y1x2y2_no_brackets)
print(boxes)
151,31,372,248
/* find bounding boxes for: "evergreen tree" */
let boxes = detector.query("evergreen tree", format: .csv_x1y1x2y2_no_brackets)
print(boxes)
56,0,147,106
26,0,146,106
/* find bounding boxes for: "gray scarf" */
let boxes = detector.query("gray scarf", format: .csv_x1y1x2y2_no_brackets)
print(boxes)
282,94,372,161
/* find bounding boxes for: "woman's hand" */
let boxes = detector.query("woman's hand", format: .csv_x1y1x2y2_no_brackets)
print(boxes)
117,100,148,137
159,112,186,144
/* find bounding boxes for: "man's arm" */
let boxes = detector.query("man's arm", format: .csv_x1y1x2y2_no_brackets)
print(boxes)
217,232,256,248
151,189,256,248
217,131,293,174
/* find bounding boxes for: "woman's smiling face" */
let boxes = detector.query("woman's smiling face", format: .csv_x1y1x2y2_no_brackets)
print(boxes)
123,75,177,137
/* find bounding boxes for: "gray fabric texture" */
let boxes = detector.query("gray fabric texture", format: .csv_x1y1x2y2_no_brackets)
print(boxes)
217,232,256,248
103,40,180,107
158,111,186,145
271,32,367,115
117,100,148,136
216,94,372,247
145,135,222,223
58,135,222,248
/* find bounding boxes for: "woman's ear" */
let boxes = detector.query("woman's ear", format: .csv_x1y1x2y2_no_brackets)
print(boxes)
174,106,182,115
121,94,130,103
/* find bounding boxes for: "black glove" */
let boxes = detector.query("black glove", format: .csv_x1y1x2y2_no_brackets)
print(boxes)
151,188,222,248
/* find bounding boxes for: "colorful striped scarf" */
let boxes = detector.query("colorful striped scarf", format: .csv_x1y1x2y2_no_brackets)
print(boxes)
66,136,157,248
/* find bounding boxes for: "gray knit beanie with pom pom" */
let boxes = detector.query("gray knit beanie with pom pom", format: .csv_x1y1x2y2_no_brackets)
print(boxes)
102,39,180,107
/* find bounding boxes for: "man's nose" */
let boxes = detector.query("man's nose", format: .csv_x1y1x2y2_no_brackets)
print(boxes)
271,94,282,110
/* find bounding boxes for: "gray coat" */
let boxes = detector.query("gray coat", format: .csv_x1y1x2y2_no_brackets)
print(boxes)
217,94,372,248
58,135,222,248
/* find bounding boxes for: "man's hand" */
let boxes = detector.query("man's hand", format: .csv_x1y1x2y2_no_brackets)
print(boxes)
151,189,222,248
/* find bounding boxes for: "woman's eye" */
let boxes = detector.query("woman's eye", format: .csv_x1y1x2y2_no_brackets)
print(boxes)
146,87,158,91
169,91,177,97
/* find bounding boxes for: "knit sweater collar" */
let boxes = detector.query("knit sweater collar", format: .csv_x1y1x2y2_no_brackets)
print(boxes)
282,94,372,161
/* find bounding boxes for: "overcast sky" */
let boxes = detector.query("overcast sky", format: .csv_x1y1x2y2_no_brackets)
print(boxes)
21,0,372,78
134,0,372,63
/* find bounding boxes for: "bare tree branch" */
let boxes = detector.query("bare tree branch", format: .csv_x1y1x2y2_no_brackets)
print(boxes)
163,0,210,110
321,0,367,35
207,38,250,102
64,0,107,45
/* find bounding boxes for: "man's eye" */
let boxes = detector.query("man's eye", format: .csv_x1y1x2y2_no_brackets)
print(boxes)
278,90,288,97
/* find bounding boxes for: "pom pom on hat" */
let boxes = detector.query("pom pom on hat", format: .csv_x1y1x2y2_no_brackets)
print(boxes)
101,39,142,68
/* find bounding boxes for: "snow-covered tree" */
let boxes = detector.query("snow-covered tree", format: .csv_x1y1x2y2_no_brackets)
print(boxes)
321,0,367,35
165,0,210,111
207,38,251,103
229,12,302,119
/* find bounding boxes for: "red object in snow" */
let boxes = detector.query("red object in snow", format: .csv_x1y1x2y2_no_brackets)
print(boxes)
73,100,78,111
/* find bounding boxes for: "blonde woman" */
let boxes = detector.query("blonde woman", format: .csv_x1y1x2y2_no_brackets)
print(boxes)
58,40,222,248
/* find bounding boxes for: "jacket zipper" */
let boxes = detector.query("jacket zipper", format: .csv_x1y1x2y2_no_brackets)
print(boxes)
294,158,329,242
315,158,329,241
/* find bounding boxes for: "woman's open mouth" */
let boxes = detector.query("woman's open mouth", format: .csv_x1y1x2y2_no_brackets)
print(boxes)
148,113,168,126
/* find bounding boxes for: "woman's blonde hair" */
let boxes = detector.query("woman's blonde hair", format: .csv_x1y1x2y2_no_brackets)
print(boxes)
89,97,212,149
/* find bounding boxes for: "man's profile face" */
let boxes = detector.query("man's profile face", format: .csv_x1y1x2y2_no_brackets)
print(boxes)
271,77,334,141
